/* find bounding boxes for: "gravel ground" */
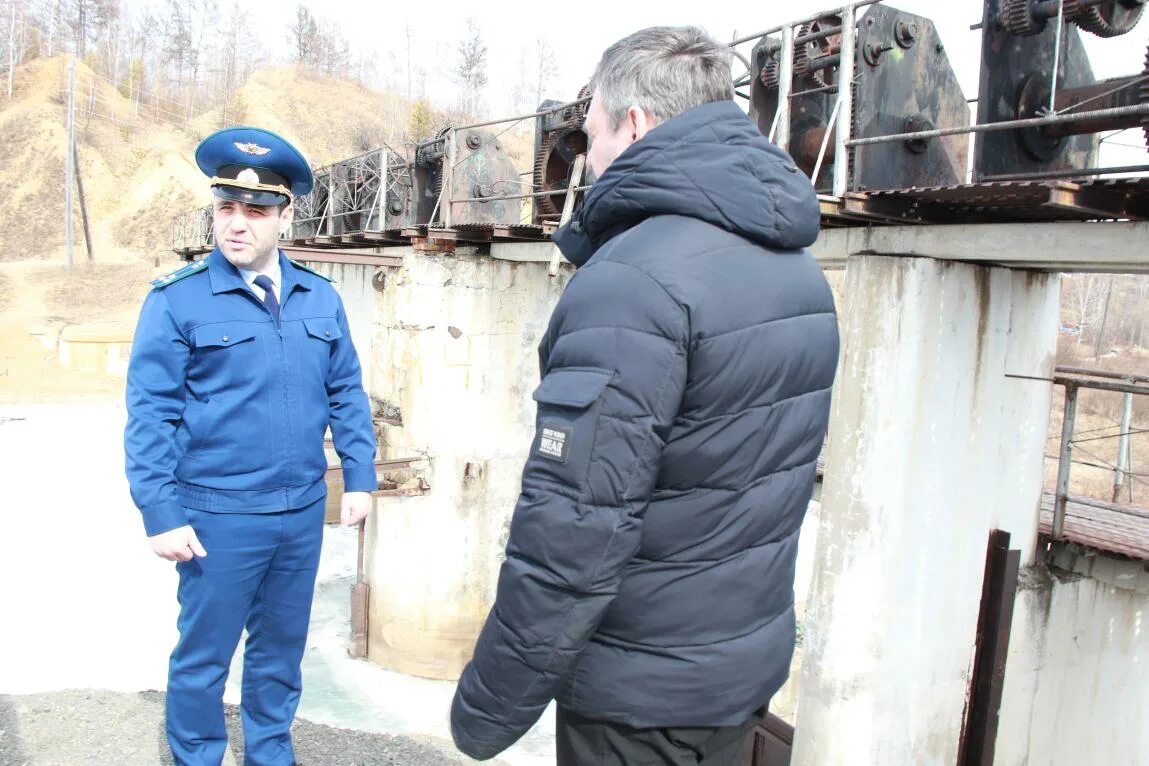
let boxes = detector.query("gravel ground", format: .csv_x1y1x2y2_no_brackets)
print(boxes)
0,689,482,766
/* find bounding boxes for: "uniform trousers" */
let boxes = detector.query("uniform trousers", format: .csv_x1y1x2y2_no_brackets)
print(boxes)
165,496,325,766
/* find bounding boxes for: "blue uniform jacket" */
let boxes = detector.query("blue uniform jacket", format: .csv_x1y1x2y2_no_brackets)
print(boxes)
125,248,378,536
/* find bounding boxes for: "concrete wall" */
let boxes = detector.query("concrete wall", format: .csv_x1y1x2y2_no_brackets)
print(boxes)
363,246,570,680
997,546,1149,765
793,256,1060,765
56,322,134,376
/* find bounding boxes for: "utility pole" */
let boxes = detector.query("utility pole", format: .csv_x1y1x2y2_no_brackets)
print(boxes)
66,57,75,273
7,0,16,99
1093,275,1115,362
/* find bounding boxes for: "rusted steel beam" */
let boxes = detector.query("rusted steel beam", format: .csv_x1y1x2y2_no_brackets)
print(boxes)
958,530,1021,766
283,246,404,268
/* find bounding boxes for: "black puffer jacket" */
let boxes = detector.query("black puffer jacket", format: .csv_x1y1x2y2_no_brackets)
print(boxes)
451,99,839,760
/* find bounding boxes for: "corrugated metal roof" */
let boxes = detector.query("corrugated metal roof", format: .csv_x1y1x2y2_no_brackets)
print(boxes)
1039,492,1149,561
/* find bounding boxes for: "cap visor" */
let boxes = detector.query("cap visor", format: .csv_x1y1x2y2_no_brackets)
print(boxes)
212,185,289,207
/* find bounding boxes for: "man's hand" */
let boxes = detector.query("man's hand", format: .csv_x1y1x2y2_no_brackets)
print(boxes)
149,525,207,562
341,491,373,527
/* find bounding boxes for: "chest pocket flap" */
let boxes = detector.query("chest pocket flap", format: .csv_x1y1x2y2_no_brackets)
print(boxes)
303,317,343,343
532,367,613,408
193,322,257,349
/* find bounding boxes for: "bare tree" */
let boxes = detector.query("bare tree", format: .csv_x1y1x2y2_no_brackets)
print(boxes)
533,36,557,107
452,17,486,119
289,3,317,64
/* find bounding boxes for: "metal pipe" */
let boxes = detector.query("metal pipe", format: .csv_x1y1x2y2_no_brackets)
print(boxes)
444,130,456,229
777,24,796,151
1032,0,1107,18
833,7,856,196
845,103,1149,147
728,0,883,46
450,185,593,204
1043,78,1147,137
1056,365,1149,384
979,163,1149,181
812,94,843,183
791,83,840,98
1052,383,1078,540
1056,74,1148,116
808,53,841,71
1049,0,1065,115
1052,377,1149,397
796,24,844,46
447,97,591,133
1114,391,1134,503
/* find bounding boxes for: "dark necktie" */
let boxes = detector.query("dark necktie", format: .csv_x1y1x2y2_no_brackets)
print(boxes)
253,275,280,325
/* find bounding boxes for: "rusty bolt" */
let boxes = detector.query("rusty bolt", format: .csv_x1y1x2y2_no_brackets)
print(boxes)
466,133,482,150
895,20,919,48
864,41,895,66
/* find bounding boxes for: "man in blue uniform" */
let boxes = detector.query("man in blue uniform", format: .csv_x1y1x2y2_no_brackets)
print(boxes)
124,126,379,766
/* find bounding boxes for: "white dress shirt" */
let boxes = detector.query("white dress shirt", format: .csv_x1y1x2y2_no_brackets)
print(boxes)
240,261,282,302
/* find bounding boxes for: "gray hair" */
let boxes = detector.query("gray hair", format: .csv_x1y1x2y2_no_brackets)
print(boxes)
590,26,733,129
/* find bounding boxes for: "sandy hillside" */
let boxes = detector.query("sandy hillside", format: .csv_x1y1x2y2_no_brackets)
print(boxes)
0,56,449,403
0,58,455,269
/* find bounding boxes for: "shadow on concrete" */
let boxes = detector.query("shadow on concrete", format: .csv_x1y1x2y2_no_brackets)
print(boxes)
0,694,31,766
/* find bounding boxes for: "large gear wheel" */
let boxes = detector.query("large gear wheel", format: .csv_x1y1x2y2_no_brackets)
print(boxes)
1001,0,1090,36
1076,0,1144,37
1142,41,1149,149
571,84,591,126
533,128,587,220
793,24,811,80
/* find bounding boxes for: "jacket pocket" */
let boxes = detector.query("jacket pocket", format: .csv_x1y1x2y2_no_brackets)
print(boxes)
528,367,613,488
303,317,343,343
192,322,258,349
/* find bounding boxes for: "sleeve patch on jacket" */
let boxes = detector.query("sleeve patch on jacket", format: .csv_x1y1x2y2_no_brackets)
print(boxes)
536,424,572,462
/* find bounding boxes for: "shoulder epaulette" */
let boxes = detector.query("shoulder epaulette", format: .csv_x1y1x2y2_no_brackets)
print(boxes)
288,258,335,282
151,258,208,289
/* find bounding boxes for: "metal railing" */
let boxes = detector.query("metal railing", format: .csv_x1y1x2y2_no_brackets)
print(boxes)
1050,366,1149,539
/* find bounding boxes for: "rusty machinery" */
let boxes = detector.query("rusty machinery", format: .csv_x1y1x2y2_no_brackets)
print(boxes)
532,88,590,225
976,0,1147,180
292,147,414,238
412,127,522,227
750,4,971,193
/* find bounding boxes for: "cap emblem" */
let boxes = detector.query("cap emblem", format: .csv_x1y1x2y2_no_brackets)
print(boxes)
234,141,271,156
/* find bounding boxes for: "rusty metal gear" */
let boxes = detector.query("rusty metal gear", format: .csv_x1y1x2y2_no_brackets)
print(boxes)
1076,0,1144,37
1002,0,1045,36
806,16,842,88
793,25,811,80
533,127,588,219
1003,0,1097,35
571,84,591,125
759,57,781,90
1142,41,1149,149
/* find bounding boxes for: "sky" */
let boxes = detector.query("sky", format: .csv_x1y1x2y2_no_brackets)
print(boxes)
314,0,1147,165
135,0,1147,165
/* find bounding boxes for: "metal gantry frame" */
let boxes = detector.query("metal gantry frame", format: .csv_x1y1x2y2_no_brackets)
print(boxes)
728,0,1148,199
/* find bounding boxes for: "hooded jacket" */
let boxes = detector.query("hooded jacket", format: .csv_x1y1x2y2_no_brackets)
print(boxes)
451,99,839,760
